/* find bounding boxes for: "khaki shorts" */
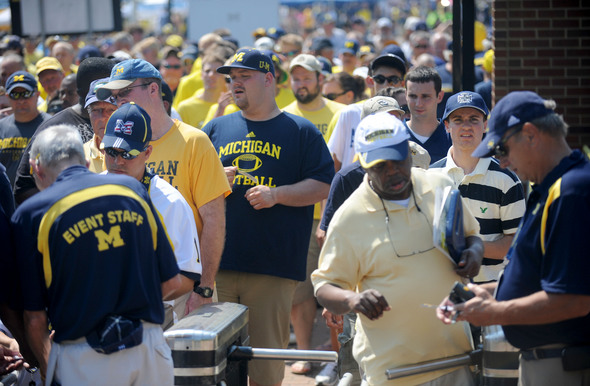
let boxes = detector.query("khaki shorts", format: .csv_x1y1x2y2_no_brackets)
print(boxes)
216,270,298,385
293,219,321,305
46,322,173,386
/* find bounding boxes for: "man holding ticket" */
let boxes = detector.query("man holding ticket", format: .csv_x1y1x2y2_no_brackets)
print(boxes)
202,48,334,386
312,112,483,385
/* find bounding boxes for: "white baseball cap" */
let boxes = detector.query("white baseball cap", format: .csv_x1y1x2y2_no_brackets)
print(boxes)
355,112,410,168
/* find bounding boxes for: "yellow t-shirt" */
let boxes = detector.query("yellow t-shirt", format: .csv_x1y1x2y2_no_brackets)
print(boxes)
275,86,295,109
176,89,215,129
147,120,231,234
283,98,344,218
173,69,204,110
202,103,240,127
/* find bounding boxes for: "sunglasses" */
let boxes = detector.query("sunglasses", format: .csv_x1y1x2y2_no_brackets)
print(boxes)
111,82,151,100
414,44,429,49
279,50,299,57
9,90,35,100
163,64,182,69
104,147,145,160
372,74,402,85
323,91,347,101
399,104,410,113
494,126,523,158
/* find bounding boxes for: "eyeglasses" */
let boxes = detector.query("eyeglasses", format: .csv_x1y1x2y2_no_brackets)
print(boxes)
323,91,347,101
380,192,435,258
111,82,151,100
88,106,116,117
163,64,182,69
494,125,523,158
9,90,35,100
104,147,146,160
372,74,403,85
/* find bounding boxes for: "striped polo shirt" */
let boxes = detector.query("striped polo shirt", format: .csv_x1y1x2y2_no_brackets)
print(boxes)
431,150,526,281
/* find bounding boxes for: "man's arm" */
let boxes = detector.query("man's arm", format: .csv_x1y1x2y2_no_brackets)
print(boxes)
185,194,226,312
439,284,590,327
455,235,484,278
245,179,330,210
316,283,390,321
482,234,514,260
161,274,183,301
23,310,50,378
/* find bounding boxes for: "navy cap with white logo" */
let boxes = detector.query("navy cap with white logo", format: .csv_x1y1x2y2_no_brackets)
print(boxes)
102,102,151,155
442,91,489,122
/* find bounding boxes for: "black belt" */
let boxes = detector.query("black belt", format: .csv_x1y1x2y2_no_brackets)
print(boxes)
520,348,564,361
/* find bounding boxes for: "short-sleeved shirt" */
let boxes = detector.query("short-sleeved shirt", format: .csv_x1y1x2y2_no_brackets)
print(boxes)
496,150,590,349
147,119,231,235
202,111,334,281
431,152,526,281
0,113,50,185
176,89,215,129
312,169,479,385
319,161,365,232
11,165,179,343
13,107,93,202
326,103,363,168
403,119,452,164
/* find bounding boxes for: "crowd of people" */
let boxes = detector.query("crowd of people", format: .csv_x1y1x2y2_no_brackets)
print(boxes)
0,8,588,386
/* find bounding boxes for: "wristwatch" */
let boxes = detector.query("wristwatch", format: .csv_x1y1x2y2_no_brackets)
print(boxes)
194,285,213,298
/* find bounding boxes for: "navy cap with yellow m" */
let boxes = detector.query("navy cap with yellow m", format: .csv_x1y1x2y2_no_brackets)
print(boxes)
216,48,275,77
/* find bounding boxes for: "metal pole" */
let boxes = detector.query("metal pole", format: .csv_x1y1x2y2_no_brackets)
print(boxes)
462,0,476,91
452,0,462,93
385,350,481,380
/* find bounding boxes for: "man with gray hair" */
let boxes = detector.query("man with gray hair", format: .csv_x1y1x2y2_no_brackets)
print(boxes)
10,124,181,384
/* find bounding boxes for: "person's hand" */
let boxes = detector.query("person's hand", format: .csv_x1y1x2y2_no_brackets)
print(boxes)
245,185,277,209
0,346,24,375
436,296,456,324
184,292,212,316
321,308,343,329
315,226,326,248
225,166,237,188
455,246,482,279
0,106,12,118
437,284,495,326
348,289,390,320
217,91,234,110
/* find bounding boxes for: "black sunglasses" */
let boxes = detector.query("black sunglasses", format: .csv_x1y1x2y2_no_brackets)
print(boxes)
104,147,145,160
323,91,347,101
163,64,182,69
494,126,523,158
9,90,35,100
399,104,410,113
372,74,403,85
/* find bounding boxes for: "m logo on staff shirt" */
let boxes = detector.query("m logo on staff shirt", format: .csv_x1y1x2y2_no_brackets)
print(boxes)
94,225,125,251
114,119,134,135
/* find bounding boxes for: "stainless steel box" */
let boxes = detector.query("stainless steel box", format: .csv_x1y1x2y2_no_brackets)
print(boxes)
164,302,249,386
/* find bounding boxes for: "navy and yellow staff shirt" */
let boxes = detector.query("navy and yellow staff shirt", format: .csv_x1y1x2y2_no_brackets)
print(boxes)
496,150,590,349
11,165,179,343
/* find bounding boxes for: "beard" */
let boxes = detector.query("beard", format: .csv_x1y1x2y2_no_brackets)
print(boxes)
294,84,321,104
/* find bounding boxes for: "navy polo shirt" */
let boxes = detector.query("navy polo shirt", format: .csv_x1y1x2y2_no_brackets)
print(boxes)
11,166,179,342
496,150,590,349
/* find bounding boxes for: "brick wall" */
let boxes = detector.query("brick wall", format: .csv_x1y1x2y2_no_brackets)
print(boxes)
492,0,590,147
